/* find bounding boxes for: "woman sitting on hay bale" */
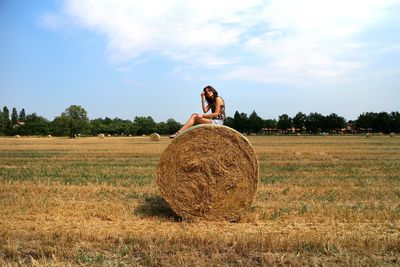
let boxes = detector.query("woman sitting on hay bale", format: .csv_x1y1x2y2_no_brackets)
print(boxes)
169,85,226,139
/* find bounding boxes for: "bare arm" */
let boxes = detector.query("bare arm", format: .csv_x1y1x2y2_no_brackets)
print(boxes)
202,97,223,119
201,92,210,113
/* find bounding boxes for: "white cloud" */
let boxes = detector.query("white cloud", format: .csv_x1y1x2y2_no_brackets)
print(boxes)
60,0,260,65
47,0,398,85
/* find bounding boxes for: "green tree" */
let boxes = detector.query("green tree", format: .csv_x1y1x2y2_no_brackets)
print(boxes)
11,108,18,126
165,118,182,134
19,108,26,122
233,111,248,133
248,111,263,133
0,109,3,135
133,116,156,135
357,111,396,133
1,106,11,135
156,121,169,135
262,119,277,129
102,117,113,134
15,113,49,135
305,113,325,134
389,111,400,132
355,112,376,132
60,105,90,137
114,118,132,135
117,120,133,135
224,116,234,128
293,112,307,130
10,108,19,135
325,113,346,133
89,118,107,135
50,116,71,136
376,112,391,133
277,114,292,131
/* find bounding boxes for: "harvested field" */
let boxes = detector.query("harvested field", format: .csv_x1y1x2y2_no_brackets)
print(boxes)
0,135,399,266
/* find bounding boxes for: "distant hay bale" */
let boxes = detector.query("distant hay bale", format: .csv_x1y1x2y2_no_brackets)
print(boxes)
47,135,52,138
150,133,161,141
390,132,395,137
366,133,372,138
15,135,20,138
99,134,105,139
157,124,259,221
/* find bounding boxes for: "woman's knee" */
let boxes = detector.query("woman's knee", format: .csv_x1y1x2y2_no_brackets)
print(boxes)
190,114,198,122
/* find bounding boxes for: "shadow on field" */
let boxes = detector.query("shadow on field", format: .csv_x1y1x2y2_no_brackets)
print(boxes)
134,195,181,221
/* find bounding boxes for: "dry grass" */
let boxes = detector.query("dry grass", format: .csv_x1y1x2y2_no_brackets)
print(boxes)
0,135,399,266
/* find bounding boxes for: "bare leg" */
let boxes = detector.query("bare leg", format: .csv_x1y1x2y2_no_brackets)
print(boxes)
179,114,205,132
170,114,211,138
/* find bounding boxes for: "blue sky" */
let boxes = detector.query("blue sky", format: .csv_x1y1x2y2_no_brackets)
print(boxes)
1,0,399,123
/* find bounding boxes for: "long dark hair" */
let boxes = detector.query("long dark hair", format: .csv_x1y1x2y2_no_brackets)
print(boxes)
203,85,218,111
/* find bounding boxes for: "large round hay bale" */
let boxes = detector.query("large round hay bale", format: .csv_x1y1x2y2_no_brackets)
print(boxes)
98,133,105,139
150,133,161,141
157,124,259,221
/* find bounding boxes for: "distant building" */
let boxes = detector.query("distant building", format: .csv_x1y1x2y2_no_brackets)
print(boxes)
12,121,25,128
340,122,357,134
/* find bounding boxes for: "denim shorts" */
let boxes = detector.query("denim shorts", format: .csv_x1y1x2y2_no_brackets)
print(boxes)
210,119,224,125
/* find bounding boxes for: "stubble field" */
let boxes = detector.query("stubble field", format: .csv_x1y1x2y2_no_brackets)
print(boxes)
0,135,399,266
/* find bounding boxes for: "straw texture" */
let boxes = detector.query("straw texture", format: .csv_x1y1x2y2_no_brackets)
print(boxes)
157,124,259,221
150,133,161,141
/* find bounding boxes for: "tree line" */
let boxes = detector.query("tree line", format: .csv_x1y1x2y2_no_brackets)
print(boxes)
0,105,399,137
224,111,400,134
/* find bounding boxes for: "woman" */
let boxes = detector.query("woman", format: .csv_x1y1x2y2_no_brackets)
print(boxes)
169,85,226,138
